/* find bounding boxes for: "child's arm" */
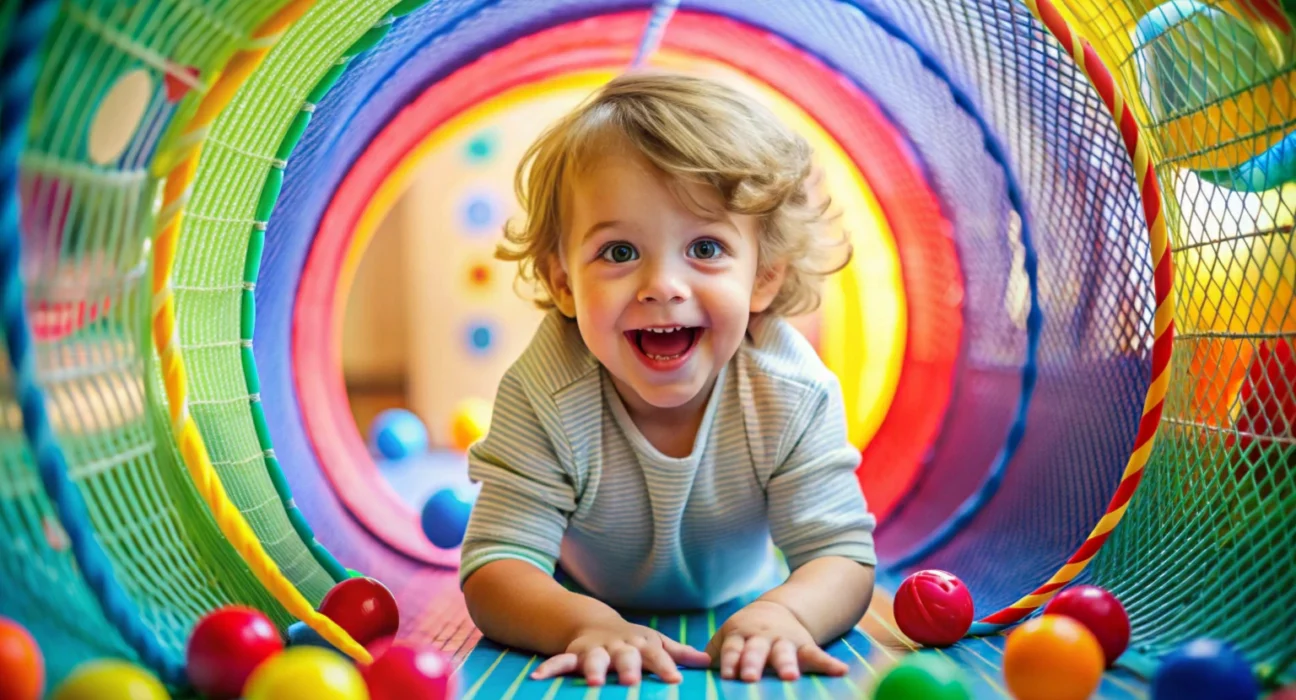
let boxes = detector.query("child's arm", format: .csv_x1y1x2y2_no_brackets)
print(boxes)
464,560,709,685
704,377,877,681
460,371,708,685
757,556,874,643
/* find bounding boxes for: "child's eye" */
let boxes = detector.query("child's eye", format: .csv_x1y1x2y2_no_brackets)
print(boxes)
599,243,638,263
689,239,725,260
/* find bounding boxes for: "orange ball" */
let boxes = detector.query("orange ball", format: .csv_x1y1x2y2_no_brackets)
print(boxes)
0,617,44,700
1003,616,1104,700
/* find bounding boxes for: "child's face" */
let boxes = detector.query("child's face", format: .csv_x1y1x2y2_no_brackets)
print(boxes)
549,152,783,414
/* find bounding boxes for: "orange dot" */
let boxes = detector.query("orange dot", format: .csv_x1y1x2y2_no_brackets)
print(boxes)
468,264,491,287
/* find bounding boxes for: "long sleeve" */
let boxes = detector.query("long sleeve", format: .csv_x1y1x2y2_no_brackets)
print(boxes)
766,377,877,572
459,369,578,585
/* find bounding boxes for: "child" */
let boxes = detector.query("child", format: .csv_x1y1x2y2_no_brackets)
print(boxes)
460,72,877,687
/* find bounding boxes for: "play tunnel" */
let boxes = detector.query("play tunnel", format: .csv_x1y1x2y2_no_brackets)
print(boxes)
0,0,1292,693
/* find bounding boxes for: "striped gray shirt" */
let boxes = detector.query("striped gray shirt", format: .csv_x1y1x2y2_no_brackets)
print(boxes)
460,310,876,610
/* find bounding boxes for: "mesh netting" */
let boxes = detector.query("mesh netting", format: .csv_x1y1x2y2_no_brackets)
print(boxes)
165,0,400,610
1054,0,1296,670
1,0,1291,687
1,0,295,685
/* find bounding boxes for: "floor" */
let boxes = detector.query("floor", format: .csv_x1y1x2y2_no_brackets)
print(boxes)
375,453,1152,699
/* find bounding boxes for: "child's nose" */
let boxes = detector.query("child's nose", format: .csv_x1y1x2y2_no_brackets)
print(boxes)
637,265,689,304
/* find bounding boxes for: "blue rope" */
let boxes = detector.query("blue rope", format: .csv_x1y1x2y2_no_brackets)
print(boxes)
822,1,1042,574
0,0,187,687
631,0,681,68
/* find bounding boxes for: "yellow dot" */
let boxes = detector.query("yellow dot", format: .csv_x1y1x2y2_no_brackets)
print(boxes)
53,659,170,700
88,69,153,165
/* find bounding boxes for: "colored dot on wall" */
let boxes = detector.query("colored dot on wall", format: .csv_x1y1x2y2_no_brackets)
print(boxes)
464,131,498,164
467,322,495,355
468,263,492,287
465,197,494,229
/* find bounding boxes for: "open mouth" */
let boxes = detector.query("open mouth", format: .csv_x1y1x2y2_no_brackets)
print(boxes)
625,326,703,365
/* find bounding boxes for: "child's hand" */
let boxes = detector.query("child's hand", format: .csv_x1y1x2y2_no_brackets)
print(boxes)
703,600,849,682
530,619,711,686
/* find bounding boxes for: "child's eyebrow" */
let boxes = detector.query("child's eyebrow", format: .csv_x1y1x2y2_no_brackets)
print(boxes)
581,220,624,243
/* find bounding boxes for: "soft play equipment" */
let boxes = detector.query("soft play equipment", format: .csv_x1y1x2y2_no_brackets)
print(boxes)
0,0,1292,695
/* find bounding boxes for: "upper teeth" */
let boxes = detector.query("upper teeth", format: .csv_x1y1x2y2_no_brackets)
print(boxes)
645,327,682,333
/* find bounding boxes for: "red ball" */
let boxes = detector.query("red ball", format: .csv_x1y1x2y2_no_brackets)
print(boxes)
0,617,44,700
1042,584,1130,667
361,643,454,700
319,577,400,646
186,606,284,699
1269,684,1296,700
894,570,974,647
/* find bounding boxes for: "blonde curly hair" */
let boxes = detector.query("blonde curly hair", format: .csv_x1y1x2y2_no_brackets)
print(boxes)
497,71,850,318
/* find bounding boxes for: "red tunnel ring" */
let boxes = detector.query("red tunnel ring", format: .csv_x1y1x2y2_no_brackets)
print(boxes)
295,10,963,564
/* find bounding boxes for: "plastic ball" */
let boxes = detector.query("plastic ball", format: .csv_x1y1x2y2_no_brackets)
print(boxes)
361,643,455,700
1042,584,1130,666
319,577,400,646
0,617,44,700
288,620,335,651
1268,684,1296,700
893,570,974,647
1151,638,1259,700
420,487,474,549
449,397,492,451
186,605,284,699
872,653,971,700
243,647,369,700
53,659,170,700
1003,616,1104,700
368,409,428,460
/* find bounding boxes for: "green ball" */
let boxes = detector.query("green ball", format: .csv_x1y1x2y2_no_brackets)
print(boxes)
873,654,971,700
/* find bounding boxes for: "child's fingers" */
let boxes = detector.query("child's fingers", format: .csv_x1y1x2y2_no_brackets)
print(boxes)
797,644,849,676
531,653,579,680
738,636,772,682
719,634,745,680
583,646,612,686
660,634,710,668
612,645,642,685
640,641,682,683
769,639,801,681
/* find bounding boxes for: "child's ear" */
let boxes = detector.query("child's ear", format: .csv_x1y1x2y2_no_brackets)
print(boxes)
750,261,787,314
546,254,577,317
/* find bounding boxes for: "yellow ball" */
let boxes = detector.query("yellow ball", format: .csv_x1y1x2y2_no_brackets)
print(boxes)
53,659,170,700
243,647,369,700
449,397,492,451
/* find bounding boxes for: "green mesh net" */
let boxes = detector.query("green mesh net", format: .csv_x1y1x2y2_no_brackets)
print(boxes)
163,0,400,610
1062,0,1296,676
1,0,301,685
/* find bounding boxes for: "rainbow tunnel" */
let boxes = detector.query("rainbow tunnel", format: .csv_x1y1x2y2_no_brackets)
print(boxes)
0,0,1292,695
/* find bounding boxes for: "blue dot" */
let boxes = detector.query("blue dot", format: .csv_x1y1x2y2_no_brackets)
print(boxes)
466,322,495,355
464,131,498,164
466,197,493,228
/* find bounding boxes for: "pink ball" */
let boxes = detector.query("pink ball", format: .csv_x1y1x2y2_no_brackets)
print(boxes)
319,577,400,646
361,643,455,700
186,606,284,699
894,570,974,647
1043,584,1130,667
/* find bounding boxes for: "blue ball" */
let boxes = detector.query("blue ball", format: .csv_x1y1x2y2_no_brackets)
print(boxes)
286,620,339,654
421,487,474,549
1152,638,1259,700
368,408,428,460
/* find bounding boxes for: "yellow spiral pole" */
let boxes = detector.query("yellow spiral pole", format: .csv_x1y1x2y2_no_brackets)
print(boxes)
149,0,371,663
